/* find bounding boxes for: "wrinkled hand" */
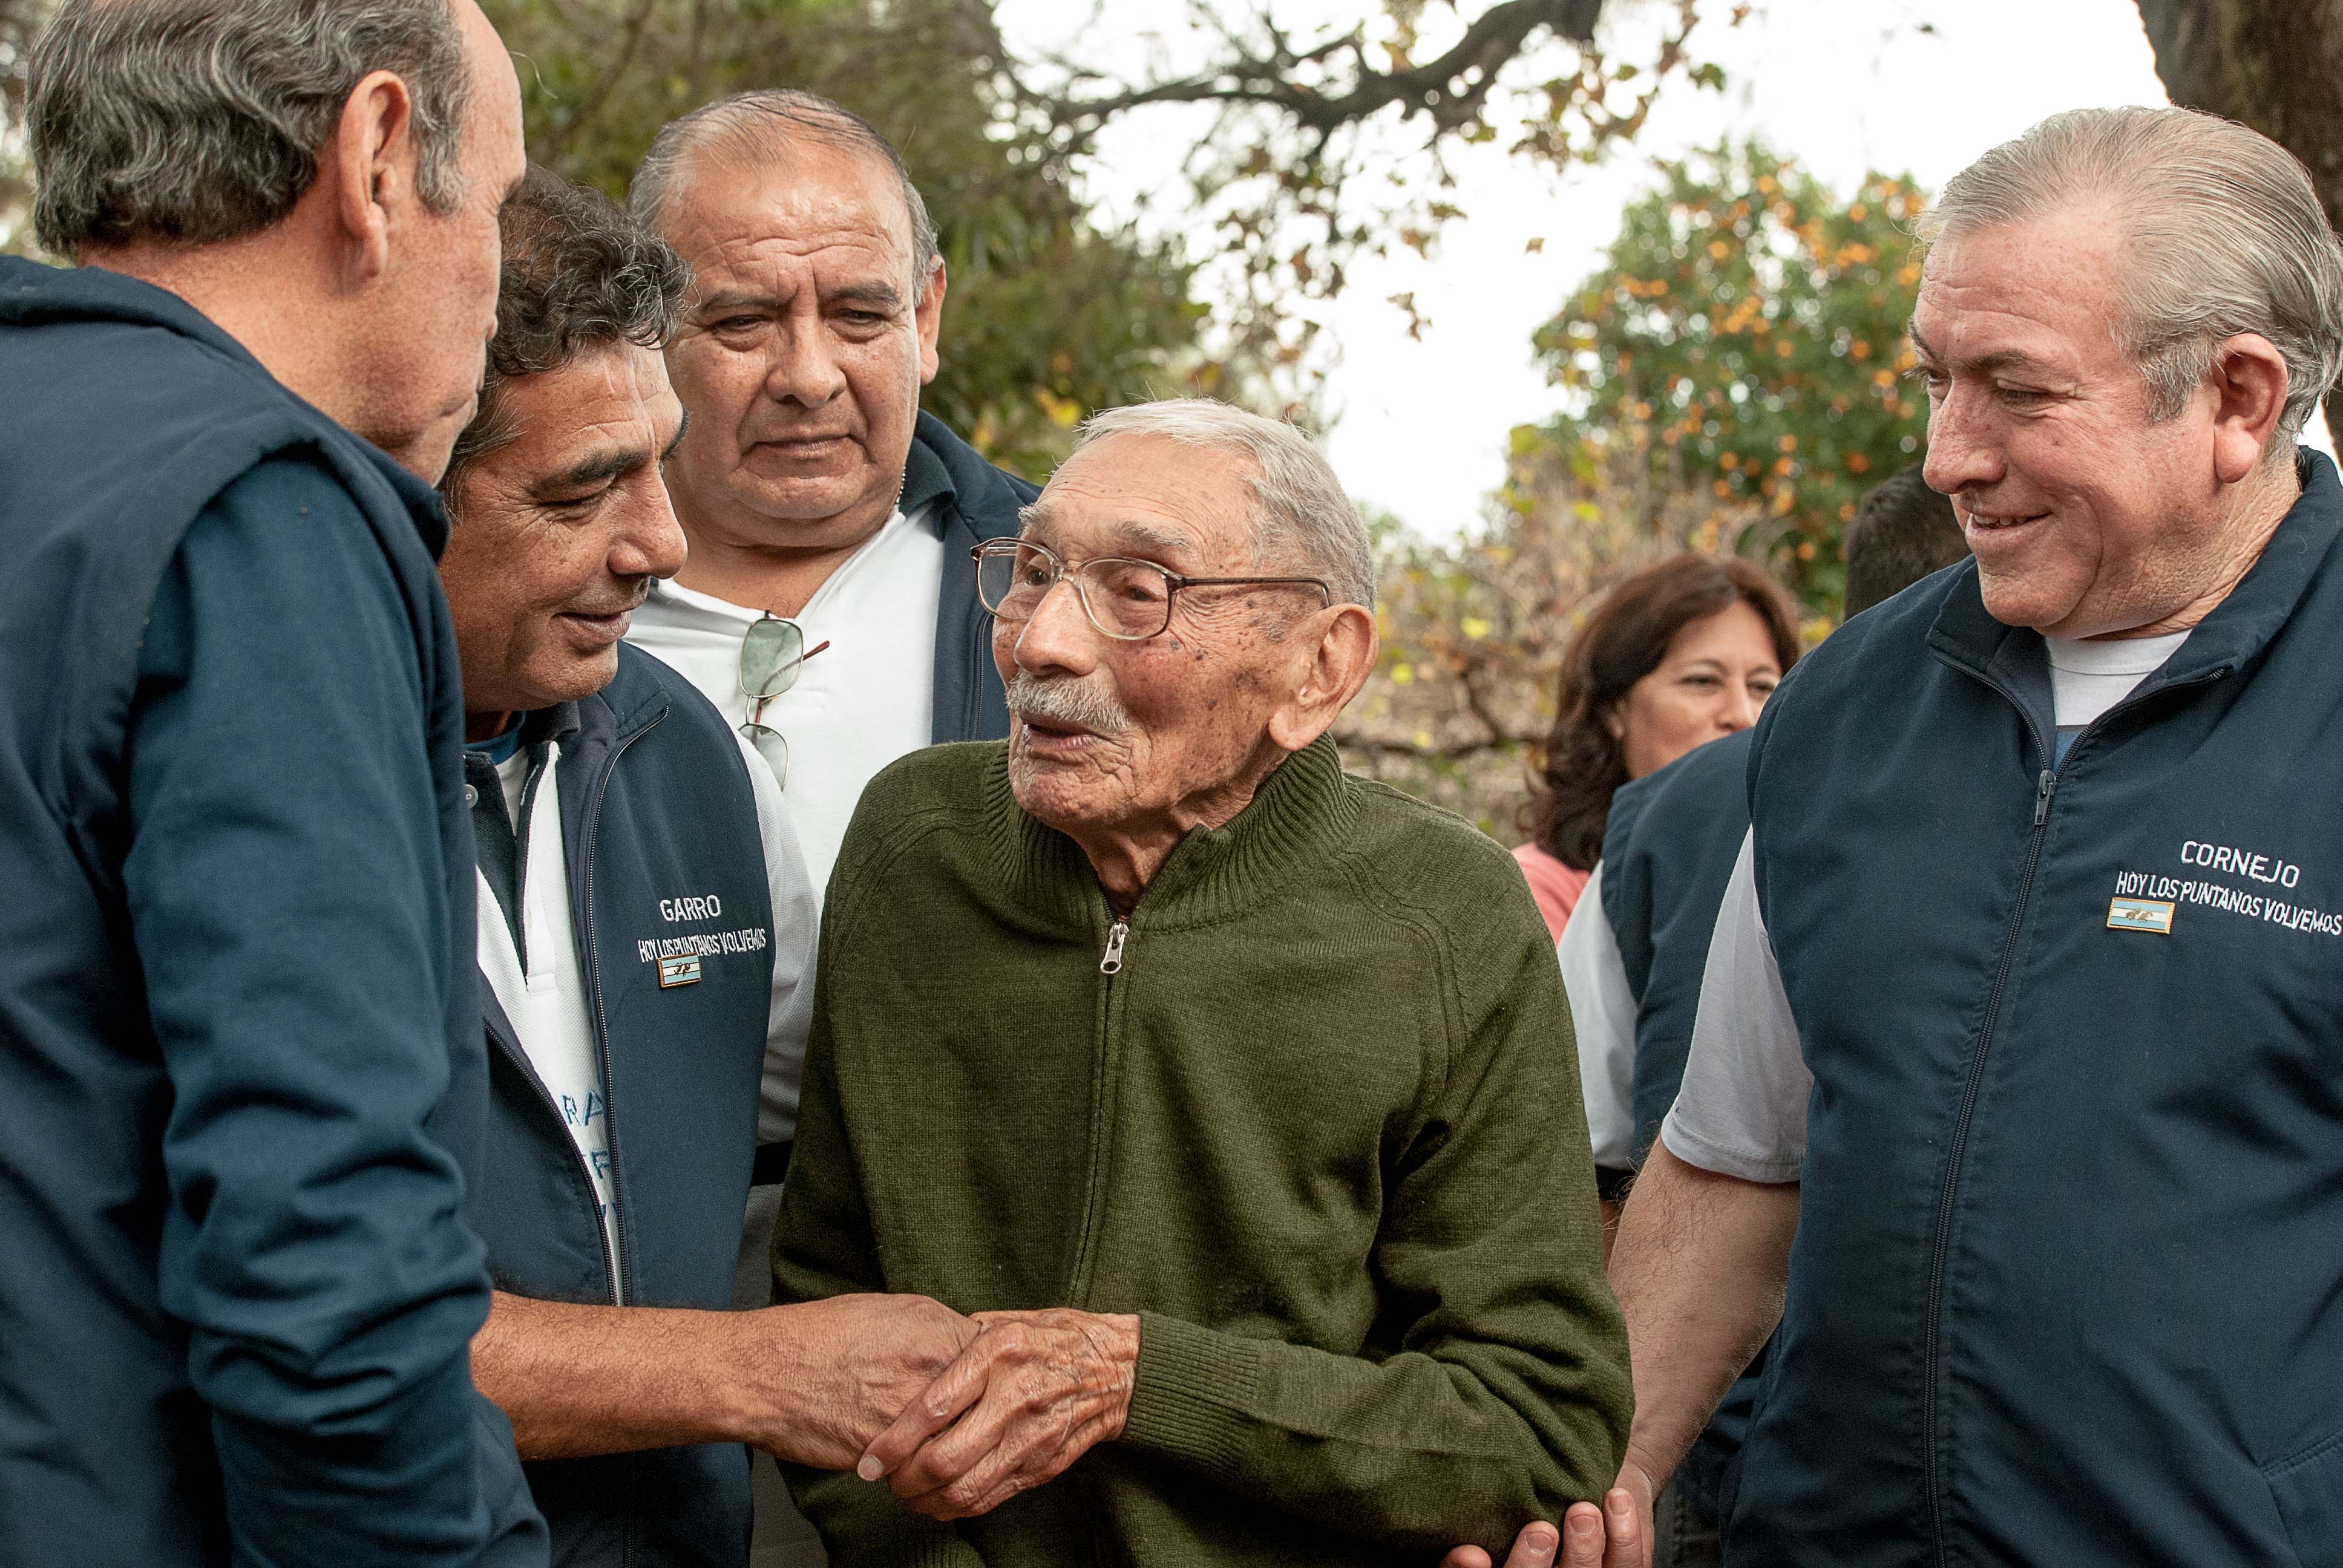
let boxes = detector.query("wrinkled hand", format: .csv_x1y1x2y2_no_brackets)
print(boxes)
1439,1461,1656,1568
742,1293,979,1470
854,1307,1140,1520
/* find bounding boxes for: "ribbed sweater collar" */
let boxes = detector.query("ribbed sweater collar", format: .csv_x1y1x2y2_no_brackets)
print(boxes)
983,734,1359,930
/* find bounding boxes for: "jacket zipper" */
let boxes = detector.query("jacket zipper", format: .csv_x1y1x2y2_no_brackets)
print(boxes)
1919,662,2227,1563
578,711,664,1312
1064,907,1132,1302
482,742,621,1305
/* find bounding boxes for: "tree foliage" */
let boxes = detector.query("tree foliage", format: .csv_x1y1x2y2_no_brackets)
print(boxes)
1017,0,1734,372
1335,143,1932,831
2132,0,2343,440
483,0,1212,478
0,0,42,254
1337,410,1769,835
1522,140,1930,610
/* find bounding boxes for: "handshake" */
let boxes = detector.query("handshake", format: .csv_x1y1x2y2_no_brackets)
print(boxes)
756,1293,1141,1520
742,1294,1639,1567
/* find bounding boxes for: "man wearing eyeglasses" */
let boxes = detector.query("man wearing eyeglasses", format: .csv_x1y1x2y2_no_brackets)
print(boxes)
771,398,1631,1566
435,169,980,1568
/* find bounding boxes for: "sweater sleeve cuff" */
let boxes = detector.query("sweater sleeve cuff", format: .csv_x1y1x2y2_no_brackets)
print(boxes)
1120,1310,1265,1478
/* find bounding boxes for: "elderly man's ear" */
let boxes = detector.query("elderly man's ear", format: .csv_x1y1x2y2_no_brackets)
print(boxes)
1266,603,1379,754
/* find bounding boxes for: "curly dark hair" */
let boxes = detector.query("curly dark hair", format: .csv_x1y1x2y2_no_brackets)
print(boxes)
1524,554,1800,871
441,165,690,501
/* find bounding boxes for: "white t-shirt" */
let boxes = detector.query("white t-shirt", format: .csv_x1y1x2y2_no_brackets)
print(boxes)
1661,631,2191,1183
1556,863,1640,1171
627,504,944,901
2045,631,2189,764
476,730,819,1296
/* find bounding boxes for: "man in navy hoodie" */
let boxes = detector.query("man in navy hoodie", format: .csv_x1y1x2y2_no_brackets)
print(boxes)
0,2,542,1564
1578,107,2343,1566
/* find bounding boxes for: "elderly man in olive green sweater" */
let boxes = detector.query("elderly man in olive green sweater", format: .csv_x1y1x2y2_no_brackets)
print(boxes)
772,397,1632,1566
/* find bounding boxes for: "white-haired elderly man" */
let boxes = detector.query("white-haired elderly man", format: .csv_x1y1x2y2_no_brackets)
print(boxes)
768,398,1631,1565
1570,106,2343,1566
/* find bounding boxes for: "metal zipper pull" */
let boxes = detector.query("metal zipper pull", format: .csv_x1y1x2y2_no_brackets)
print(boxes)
2034,769,2056,826
1099,920,1129,975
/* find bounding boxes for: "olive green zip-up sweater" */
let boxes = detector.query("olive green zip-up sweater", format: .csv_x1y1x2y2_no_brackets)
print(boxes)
773,737,1630,1566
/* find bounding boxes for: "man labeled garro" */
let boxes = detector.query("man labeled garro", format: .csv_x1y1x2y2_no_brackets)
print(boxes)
431,167,983,1568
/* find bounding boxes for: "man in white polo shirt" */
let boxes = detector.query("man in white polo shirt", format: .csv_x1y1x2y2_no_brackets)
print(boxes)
624,88,1036,903
621,90,1034,1564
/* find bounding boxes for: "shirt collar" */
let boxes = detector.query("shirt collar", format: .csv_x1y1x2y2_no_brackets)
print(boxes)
465,701,582,765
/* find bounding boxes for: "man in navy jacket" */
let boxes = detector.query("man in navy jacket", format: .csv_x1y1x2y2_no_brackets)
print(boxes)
438,168,980,1568
0,2,543,1564
1579,108,2343,1566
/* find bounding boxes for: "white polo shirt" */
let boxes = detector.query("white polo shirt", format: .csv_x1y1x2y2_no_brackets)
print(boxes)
627,504,945,903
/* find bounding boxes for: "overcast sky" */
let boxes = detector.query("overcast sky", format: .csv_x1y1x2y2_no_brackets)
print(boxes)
992,0,2315,537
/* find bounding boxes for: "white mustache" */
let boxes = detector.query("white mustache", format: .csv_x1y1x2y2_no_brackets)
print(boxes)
1007,672,1130,735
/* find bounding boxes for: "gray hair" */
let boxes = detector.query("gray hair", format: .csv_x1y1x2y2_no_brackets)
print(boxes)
628,88,940,306
1917,106,2343,443
442,166,690,502
27,0,471,258
1071,399,1375,610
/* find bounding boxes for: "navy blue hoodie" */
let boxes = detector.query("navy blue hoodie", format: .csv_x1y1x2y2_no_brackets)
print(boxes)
1734,451,2343,1564
0,257,540,1566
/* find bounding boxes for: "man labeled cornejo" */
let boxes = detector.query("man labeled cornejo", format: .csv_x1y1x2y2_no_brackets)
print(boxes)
1590,107,2343,1566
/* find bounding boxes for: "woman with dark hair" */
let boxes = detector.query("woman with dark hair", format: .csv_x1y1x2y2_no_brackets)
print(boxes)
1514,553,1800,939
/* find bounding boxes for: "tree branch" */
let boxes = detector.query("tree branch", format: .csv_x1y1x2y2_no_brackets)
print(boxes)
1041,0,1608,140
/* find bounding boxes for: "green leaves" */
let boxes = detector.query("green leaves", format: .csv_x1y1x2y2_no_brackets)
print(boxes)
1522,139,1931,612
482,0,1212,479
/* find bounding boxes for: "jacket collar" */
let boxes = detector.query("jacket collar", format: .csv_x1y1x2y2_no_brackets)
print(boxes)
1927,449,2343,695
904,410,1031,546
0,255,450,549
984,734,1360,930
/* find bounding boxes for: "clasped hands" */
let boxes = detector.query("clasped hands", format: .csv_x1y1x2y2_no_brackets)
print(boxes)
791,1295,1656,1565
785,1294,1139,1521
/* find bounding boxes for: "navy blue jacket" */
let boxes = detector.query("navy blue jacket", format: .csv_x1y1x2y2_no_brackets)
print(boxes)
1598,728,1759,1520
0,258,540,1564
468,645,776,1567
905,410,1037,744
1734,451,2343,1564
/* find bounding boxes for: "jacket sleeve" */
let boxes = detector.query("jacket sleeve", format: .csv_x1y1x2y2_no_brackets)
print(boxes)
771,922,985,1568
1114,893,1634,1553
122,460,511,1564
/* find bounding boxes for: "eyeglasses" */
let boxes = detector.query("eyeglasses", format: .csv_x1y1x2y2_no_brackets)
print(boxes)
737,615,830,789
972,538,1332,642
